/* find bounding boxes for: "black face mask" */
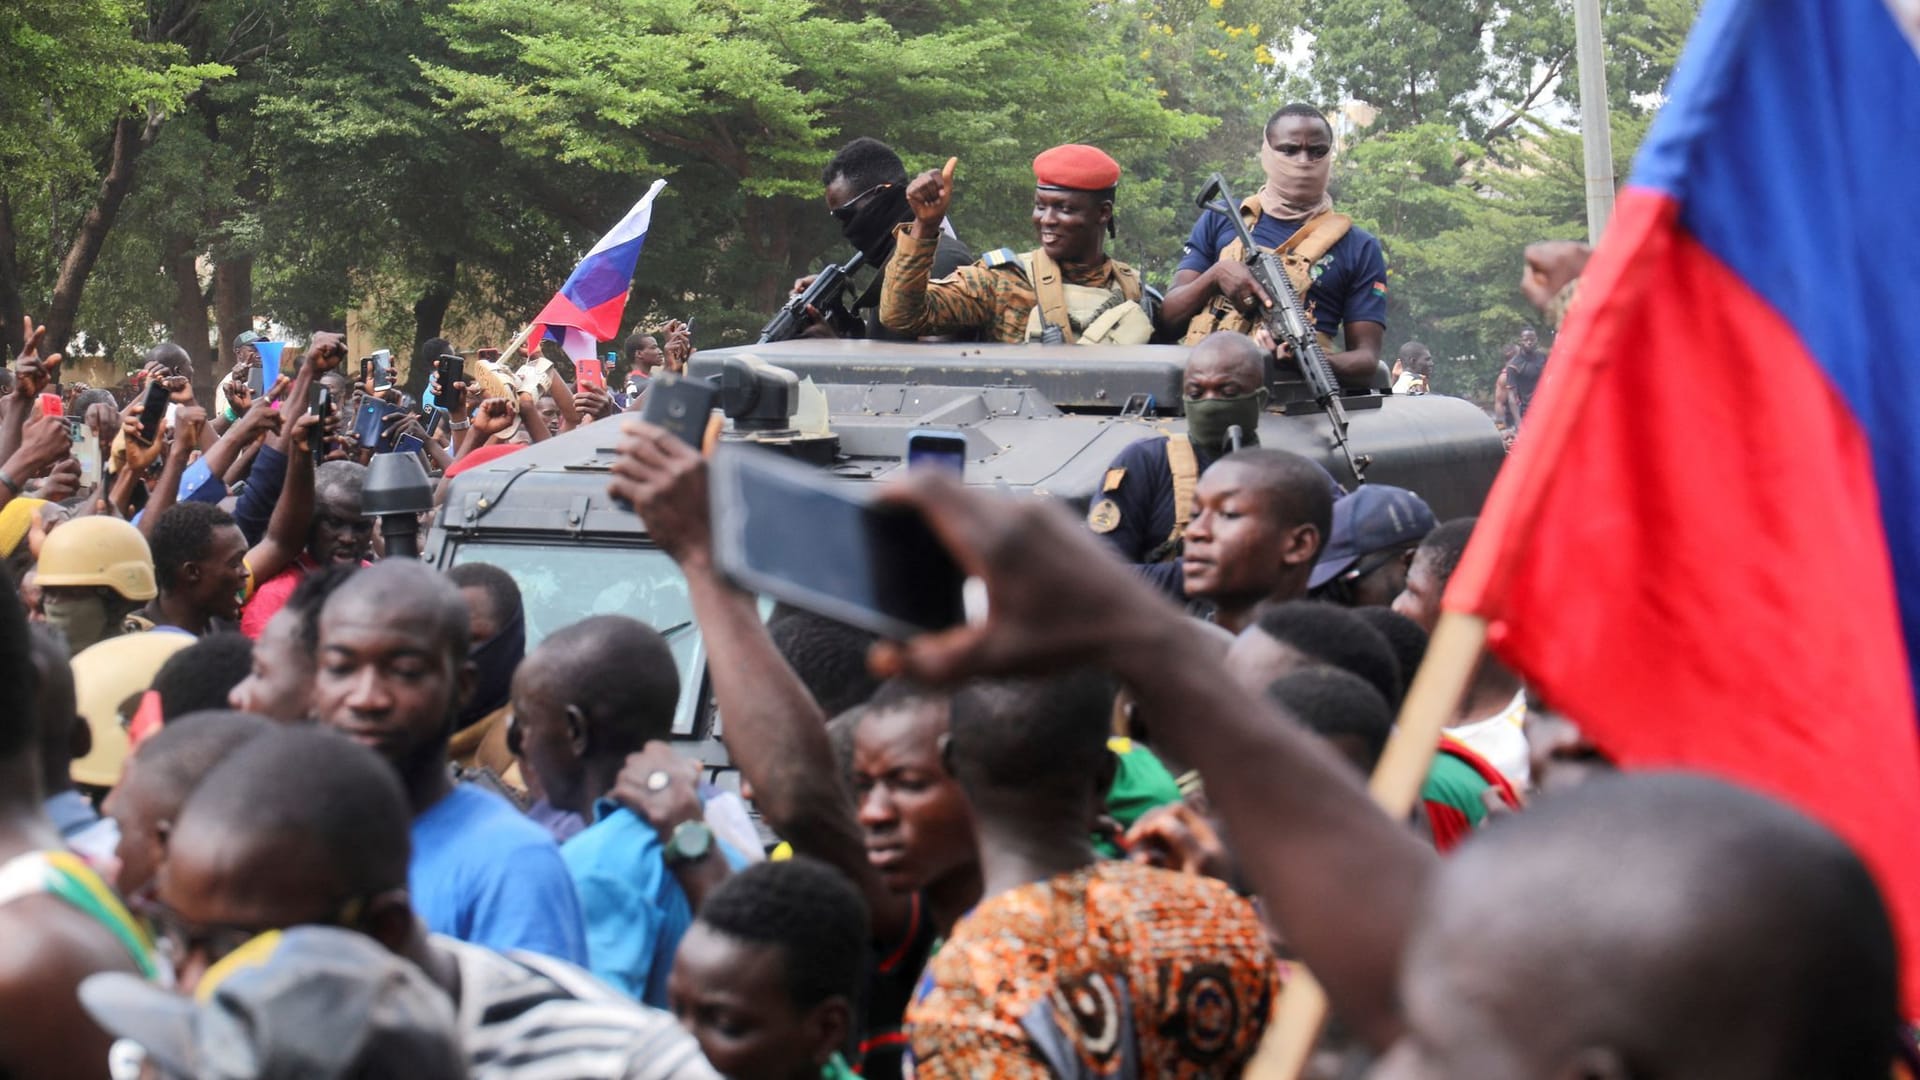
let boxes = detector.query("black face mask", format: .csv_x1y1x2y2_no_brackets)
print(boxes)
838,184,912,264
457,606,525,730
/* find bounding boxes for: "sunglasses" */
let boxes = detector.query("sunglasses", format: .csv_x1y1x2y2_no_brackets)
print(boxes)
1270,141,1332,161
828,182,894,223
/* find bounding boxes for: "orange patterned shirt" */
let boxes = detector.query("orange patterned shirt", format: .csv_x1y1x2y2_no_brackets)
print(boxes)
907,861,1276,1079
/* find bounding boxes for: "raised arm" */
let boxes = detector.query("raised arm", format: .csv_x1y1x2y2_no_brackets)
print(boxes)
606,423,917,943
245,412,319,585
137,407,206,540
871,476,1434,1048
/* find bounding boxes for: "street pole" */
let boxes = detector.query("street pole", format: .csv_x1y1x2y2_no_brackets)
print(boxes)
1574,0,1616,241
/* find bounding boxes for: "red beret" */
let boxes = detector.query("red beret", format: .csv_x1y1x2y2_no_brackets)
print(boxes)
1033,144,1120,193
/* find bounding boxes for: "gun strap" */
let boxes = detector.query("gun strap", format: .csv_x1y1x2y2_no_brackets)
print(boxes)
1163,434,1200,555
1027,248,1079,343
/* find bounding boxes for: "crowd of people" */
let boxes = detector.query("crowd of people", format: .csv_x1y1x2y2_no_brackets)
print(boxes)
0,108,1904,1080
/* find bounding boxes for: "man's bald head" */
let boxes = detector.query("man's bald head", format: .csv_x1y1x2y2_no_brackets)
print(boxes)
142,341,192,377
522,615,680,752
322,560,469,664
1186,333,1268,391
1394,773,1898,1080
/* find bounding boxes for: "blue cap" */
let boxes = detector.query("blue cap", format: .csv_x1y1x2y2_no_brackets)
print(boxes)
1308,484,1438,591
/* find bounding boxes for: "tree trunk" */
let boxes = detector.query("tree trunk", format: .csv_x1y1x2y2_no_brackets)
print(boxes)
213,253,253,374
0,192,23,359
405,252,458,397
43,109,164,358
165,230,214,403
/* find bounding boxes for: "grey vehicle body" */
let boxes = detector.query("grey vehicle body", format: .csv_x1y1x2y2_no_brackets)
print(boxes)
423,339,1506,766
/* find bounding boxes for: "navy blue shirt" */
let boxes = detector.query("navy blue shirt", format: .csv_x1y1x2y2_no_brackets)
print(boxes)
1177,210,1389,337
1091,436,1196,598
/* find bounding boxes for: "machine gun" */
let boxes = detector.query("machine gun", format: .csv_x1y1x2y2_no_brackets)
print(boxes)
758,251,867,344
1196,174,1369,482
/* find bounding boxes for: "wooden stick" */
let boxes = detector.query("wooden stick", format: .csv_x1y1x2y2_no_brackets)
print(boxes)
1245,611,1490,1078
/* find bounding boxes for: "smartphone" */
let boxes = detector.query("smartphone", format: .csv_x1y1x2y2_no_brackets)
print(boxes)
637,372,718,448
38,393,62,418
69,421,99,488
576,356,606,393
424,407,447,440
370,349,394,391
354,399,397,450
906,429,967,476
436,354,464,400
137,380,170,445
308,384,335,431
360,357,374,386
710,445,967,639
246,361,265,395
394,433,425,457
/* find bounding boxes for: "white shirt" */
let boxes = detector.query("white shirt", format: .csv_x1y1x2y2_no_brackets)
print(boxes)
1447,690,1531,789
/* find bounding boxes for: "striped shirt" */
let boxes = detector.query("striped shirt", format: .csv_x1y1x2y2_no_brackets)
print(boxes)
436,935,718,1080
877,224,1135,343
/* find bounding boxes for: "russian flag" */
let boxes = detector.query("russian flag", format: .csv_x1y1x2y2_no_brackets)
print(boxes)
531,179,668,360
1445,0,1920,1002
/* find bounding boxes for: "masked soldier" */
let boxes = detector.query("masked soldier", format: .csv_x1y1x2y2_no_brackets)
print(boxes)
36,517,159,651
1087,334,1276,596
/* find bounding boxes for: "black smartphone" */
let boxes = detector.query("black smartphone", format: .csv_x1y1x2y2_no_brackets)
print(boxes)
245,359,265,395
709,445,967,639
424,407,447,439
435,354,463,400
906,429,967,476
637,372,718,448
137,380,170,445
309,384,334,428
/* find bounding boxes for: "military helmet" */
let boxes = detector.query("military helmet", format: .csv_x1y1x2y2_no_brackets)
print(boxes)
70,631,193,788
35,517,159,601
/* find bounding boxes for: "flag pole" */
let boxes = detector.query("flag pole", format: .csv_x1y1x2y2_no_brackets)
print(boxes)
1246,611,1490,1078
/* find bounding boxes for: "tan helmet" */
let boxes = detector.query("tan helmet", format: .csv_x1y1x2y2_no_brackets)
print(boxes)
35,517,158,602
70,631,194,788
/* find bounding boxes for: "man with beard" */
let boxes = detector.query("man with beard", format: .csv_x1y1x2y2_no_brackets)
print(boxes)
312,560,588,963
795,137,974,340
1162,103,1388,388
879,144,1157,345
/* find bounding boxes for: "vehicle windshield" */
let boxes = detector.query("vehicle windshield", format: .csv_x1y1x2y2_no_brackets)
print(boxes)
446,541,706,736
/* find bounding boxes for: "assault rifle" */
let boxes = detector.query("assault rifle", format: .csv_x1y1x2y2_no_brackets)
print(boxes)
758,251,866,344
1196,174,1369,481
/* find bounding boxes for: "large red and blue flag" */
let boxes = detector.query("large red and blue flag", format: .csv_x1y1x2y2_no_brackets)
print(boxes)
1446,0,1920,1001
531,179,668,360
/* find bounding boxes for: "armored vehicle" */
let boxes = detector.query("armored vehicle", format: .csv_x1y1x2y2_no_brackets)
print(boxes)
422,339,1505,768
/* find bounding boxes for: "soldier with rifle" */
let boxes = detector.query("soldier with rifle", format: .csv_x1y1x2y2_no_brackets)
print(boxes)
762,138,974,343
1161,104,1388,389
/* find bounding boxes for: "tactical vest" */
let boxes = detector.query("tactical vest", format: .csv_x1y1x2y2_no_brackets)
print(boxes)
982,248,1156,345
1181,197,1351,351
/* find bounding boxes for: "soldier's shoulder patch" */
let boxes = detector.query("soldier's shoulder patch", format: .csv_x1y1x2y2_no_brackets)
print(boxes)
1088,497,1123,534
1102,467,1127,493
979,247,1021,268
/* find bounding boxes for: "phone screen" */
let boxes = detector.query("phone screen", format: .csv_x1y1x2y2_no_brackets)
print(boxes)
394,433,425,457
906,430,967,476
69,422,99,488
711,446,966,639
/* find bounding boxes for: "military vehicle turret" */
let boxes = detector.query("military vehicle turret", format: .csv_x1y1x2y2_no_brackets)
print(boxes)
422,339,1505,769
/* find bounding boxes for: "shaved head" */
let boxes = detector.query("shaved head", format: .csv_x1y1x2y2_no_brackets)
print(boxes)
323,560,470,664
1389,773,1899,1080
1187,333,1268,386
524,615,680,753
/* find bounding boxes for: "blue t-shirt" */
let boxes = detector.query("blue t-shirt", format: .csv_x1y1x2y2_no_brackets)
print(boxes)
409,784,589,965
560,801,693,1007
1177,210,1389,337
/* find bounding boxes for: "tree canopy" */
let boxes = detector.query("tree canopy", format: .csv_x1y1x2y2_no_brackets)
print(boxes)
4,0,1700,401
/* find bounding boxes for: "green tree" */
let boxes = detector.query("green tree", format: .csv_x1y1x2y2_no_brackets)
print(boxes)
0,0,233,357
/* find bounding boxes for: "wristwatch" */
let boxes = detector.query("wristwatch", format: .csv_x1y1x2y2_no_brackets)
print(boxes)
662,820,714,866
